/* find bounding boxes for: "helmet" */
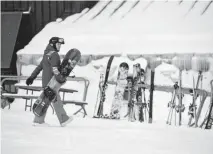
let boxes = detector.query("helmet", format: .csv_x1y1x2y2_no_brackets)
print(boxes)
49,37,64,51
49,37,65,45
119,62,129,70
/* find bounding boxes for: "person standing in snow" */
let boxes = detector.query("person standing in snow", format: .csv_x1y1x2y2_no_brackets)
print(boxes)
26,37,73,127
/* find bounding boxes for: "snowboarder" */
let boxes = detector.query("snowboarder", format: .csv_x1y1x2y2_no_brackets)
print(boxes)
26,37,73,127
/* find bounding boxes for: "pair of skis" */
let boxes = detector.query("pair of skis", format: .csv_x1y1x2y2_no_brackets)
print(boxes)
188,71,209,128
200,80,213,129
127,64,147,122
166,82,179,125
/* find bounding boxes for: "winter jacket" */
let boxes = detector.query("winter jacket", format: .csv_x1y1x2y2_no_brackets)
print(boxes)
30,44,61,87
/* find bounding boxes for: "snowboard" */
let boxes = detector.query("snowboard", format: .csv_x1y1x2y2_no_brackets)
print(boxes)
33,49,81,117
95,56,114,118
110,62,129,119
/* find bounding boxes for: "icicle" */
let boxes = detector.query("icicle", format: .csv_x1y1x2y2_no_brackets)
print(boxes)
191,56,210,72
172,55,192,71
148,57,162,71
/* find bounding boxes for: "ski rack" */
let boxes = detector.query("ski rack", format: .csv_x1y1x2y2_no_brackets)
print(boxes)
107,81,212,97
66,76,90,102
136,83,212,97
106,80,212,124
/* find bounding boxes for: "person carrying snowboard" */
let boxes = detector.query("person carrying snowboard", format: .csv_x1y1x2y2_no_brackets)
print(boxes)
26,37,73,127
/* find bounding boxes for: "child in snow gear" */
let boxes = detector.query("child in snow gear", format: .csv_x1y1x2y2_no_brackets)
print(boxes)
33,49,81,120
110,62,129,119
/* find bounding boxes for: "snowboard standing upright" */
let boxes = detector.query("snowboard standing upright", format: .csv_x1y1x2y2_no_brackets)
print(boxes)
95,56,114,118
33,49,81,117
110,62,129,119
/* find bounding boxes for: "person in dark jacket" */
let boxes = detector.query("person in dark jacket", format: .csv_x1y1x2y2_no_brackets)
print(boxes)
26,37,73,127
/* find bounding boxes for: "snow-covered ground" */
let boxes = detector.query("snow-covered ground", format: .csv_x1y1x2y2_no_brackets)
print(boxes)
1,60,213,154
1,103,213,154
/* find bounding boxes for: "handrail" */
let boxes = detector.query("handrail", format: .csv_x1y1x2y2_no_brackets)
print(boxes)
102,80,212,97
1,76,42,86
1,75,90,102
67,76,90,101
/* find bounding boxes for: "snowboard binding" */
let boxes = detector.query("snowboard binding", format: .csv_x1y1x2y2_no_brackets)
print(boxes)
44,86,56,101
33,98,49,117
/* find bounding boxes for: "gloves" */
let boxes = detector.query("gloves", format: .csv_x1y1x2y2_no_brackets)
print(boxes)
59,60,68,72
62,68,72,76
59,60,69,73
26,76,34,86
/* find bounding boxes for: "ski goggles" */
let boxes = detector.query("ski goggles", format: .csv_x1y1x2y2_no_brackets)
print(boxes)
58,38,65,44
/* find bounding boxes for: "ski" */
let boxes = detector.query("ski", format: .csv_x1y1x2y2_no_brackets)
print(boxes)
128,63,141,122
166,82,179,125
188,72,202,126
94,55,114,118
205,80,213,129
136,68,146,122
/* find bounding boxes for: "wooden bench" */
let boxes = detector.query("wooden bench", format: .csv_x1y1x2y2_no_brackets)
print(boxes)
1,93,55,113
14,83,78,111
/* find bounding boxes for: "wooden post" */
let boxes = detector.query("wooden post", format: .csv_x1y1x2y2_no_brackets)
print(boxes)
147,57,161,124
178,70,182,126
149,70,155,123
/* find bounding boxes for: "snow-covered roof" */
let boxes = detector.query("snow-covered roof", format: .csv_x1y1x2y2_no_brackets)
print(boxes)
17,0,213,65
